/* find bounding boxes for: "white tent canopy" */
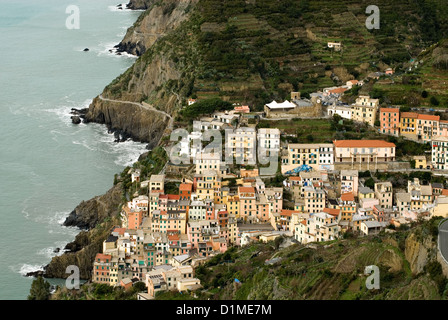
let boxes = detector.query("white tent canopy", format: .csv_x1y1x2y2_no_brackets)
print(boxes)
266,100,296,109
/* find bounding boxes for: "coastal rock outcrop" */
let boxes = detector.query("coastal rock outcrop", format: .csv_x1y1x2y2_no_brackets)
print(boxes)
63,182,124,230
45,219,119,279
126,0,155,10
71,116,81,124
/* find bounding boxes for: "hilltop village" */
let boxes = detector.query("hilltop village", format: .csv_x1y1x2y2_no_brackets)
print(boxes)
91,76,448,300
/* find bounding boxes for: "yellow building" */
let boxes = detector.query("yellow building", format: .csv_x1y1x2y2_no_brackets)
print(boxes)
196,171,220,201
400,112,418,137
414,155,428,169
351,95,379,126
284,143,319,172
224,195,240,218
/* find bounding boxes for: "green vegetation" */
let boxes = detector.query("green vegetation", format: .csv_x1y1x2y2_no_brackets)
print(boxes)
106,0,448,113
180,98,233,120
51,282,147,300
28,276,51,300
118,146,168,199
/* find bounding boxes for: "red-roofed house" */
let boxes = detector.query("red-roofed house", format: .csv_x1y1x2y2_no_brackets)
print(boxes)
93,253,112,284
323,207,341,218
339,192,356,222
238,186,256,223
179,183,193,200
333,140,396,169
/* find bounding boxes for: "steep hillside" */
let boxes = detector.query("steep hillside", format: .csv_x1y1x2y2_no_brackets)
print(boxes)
84,0,448,144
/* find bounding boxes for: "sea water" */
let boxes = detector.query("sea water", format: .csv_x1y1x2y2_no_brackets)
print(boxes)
0,0,144,299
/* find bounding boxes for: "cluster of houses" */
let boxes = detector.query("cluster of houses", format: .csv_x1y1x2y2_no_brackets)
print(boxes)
91,86,448,298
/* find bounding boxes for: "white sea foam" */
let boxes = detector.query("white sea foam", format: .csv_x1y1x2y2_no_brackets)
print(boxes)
37,242,67,260
14,264,45,276
108,3,145,12
97,41,138,59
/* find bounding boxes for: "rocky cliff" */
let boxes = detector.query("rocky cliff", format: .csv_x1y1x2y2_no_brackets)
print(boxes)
117,0,196,56
85,0,198,145
44,218,120,280
63,182,124,230
38,183,125,279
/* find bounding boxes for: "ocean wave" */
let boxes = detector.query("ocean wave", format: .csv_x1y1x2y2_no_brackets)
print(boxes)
12,264,45,276
97,41,138,59
37,242,67,260
44,99,92,125
108,3,145,12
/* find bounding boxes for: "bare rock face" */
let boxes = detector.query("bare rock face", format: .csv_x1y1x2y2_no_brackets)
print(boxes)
44,223,117,279
86,0,197,145
405,232,436,275
63,183,123,230
117,0,197,56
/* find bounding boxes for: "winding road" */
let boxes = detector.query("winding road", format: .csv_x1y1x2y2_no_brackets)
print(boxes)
439,219,448,265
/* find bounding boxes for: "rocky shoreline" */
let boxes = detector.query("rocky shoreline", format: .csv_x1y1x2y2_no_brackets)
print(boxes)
25,0,156,282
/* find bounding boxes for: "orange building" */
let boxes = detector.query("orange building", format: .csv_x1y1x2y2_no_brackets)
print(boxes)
179,183,193,200
339,192,356,222
93,253,112,284
128,209,143,230
379,107,400,136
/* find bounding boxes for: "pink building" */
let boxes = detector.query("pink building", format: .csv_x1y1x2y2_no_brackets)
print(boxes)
380,108,400,136
234,105,250,113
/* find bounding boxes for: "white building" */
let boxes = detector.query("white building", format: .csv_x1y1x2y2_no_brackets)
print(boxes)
327,105,352,120
294,212,339,244
195,152,221,175
257,128,281,157
318,144,334,170
226,127,257,164
432,137,448,170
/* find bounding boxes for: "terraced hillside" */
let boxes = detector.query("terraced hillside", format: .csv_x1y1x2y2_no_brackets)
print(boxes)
372,39,448,108
102,0,448,117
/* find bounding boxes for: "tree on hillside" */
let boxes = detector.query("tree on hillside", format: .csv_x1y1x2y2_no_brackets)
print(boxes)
28,276,51,300
181,98,233,119
430,96,440,106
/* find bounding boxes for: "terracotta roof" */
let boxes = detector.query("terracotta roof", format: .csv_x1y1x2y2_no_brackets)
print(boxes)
280,209,300,217
168,234,180,241
329,87,349,94
380,108,400,113
179,183,193,191
442,189,448,196
341,192,355,202
418,114,440,121
400,112,419,119
238,186,255,193
333,140,395,148
96,253,112,261
323,208,341,217
168,194,180,200
113,228,126,235
289,176,301,181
